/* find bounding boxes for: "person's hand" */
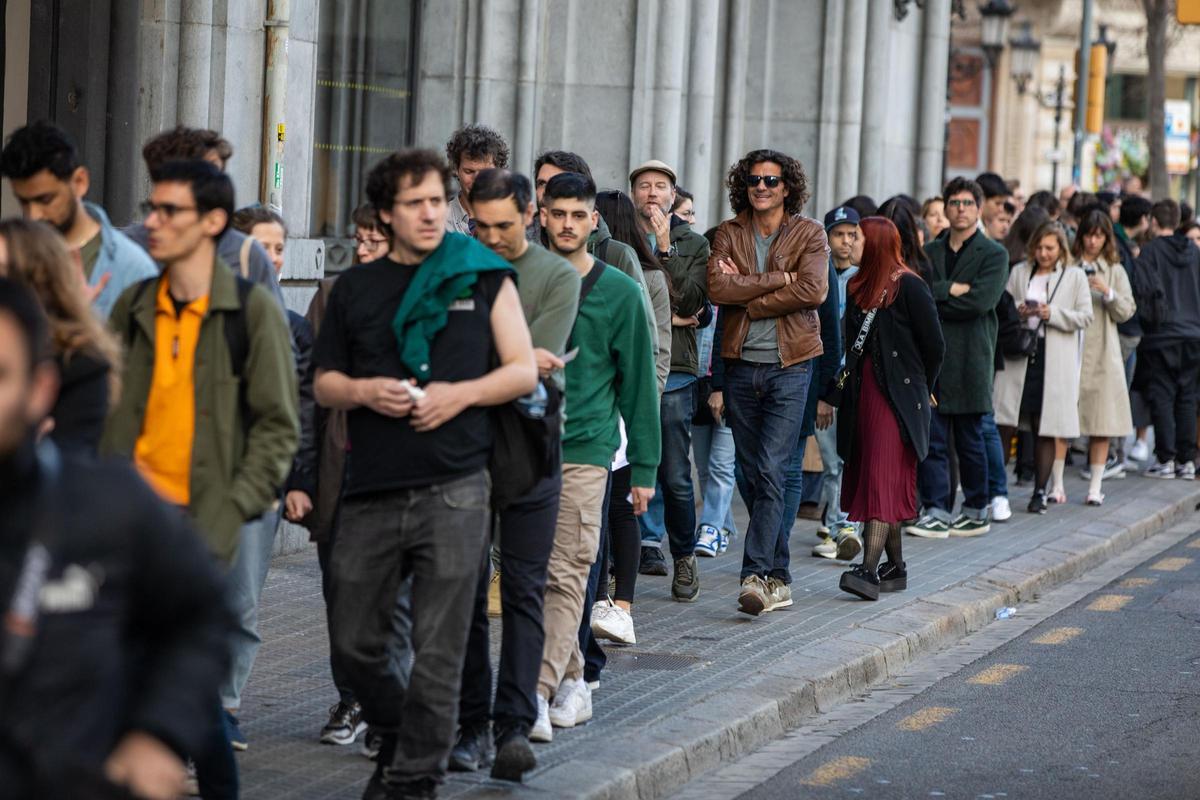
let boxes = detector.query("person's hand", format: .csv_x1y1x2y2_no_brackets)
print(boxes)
104,731,186,800
354,377,415,418
285,490,314,522
708,390,725,421
1088,275,1110,296
716,257,740,275
648,205,671,247
1018,303,1037,319
949,282,971,297
410,381,473,432
631,486,655,516
672,314,700,328
816,400,834,430
533,347,564,378
1037,304,1051,320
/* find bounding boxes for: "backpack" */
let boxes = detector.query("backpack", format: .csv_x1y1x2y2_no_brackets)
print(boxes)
488,262,603,509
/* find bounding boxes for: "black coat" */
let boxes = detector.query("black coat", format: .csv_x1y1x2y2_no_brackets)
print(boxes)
0,442,232,797
49,350,110,456
284,309,317,496
834,272,945,464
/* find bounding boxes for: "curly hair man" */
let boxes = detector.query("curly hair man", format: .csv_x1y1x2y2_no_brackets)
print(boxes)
707,148,829,617
445,124,511,235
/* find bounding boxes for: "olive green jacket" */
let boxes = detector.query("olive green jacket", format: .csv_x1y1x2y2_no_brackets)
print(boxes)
102,257,299,562
664,220,711,375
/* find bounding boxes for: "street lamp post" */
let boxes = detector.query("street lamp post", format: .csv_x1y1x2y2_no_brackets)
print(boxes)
979,0,1016,171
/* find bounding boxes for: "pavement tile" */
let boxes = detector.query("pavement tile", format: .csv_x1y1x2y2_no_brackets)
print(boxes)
237,474,1200,799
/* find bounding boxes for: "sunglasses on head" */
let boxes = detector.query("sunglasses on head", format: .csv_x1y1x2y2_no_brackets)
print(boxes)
746,175,782,188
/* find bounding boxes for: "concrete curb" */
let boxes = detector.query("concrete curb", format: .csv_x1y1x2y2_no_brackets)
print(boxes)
524,484,1200,800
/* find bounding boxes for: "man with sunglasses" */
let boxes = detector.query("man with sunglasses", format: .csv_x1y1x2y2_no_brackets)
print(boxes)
907,177,1008,539
629,160,711,602
707,149,829,617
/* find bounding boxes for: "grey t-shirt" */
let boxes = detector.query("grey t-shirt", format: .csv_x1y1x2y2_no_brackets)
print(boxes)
741,228,780,363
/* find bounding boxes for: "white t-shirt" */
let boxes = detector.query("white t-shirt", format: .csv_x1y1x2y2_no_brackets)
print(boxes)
1026,271,1052,334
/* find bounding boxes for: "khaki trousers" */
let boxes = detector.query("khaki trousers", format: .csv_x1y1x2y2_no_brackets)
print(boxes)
537,463,608,699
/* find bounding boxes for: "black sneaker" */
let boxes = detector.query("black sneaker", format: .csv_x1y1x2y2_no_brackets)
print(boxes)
491,727,536,782
639,546,668,576
361,726,386,760
362,775,437,800
224,710,248,751
839,565,880,601
449,723,493,772
877,561,907,592
671,555,700,602
321,701,367,745
1027,491,1048,515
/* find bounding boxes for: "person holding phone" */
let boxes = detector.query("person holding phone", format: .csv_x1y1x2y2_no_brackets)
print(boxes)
992,222,1093,513
1073,210,1136,505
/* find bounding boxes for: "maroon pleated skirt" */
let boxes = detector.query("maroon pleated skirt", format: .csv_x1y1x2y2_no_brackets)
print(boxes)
842,355,918,523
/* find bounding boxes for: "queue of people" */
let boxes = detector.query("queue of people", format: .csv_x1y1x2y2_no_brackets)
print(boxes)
0,114,1197,800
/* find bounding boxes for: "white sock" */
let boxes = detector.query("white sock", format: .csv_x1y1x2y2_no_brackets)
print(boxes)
1089,464,1104,497
1052,459,1066,493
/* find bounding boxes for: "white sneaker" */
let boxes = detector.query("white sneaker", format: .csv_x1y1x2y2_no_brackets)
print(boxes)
1145,460,1176,479
990,496,1012,522
694,525,721,558
812,537,838,559
1177,461,1196,480
549,678,592,728
1130,440,1151,462
834,526,862,560
531,695,553,742
591,599,636,645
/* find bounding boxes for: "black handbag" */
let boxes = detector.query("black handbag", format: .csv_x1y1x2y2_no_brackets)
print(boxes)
827,290,885,407
488,378,562,510
1021,269,1066,366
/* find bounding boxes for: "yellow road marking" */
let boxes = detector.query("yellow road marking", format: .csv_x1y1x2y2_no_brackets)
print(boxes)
896,706,958,731
1119,577,1157,588
967,664,1028,685
1033,626,1085,645
799,756,871,787
1151,557,1193,572
1088,594,1133,612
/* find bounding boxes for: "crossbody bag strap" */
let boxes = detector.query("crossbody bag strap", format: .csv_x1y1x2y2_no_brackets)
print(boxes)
836,289,886,390
1027,268,1066,337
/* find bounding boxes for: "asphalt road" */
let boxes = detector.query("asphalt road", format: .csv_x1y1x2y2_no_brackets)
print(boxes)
679,529,1200,800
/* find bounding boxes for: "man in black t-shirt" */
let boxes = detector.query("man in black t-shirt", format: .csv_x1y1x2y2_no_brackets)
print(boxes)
312,149,536,799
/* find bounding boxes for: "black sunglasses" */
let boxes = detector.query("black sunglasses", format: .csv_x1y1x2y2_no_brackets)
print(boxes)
746,175,782,188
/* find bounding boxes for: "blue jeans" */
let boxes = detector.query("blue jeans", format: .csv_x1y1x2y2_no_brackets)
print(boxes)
815,416,849,528
220,508,281,710
981,412,1007,499
692,420,738,535
638,487,666,546
724,360,812,583
918,410,989,522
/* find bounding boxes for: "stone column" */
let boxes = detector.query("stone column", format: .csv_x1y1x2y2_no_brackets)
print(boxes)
916,0,952,201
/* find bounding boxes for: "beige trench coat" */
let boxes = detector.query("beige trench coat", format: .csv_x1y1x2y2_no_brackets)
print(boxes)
993,262,1093,437
1077,258,1136,436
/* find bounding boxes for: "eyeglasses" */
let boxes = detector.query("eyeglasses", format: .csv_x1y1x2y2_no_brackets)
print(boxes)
946,198,977,209
355,234,389,248
140,201,198,220
746,175,782,188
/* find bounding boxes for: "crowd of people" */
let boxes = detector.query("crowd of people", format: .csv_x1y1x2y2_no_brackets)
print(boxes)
0,114,1197,800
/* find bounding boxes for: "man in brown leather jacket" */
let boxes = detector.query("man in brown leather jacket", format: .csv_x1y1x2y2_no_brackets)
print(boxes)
707,148,829,618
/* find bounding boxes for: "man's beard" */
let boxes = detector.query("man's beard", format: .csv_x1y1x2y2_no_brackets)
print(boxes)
54,200,78,237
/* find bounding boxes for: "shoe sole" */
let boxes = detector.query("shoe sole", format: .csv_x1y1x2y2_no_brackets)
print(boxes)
905,528,950,539
320,721,367,746
839,574,879,601
1145,473,1176,480
771,598,794,609
230,740,248,752
639,565,669,576
591,623,636,646
879,577,907,592
449,752,493,772
948,526,990,538
835,537,862,561
811,549,838,559
491,740,537,782
530,729,552,744
695,548,718,558
738,592,767,616
671,587,700,603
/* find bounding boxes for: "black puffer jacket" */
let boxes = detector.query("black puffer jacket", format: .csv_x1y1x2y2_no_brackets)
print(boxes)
834,272,945,463
0,441,232,797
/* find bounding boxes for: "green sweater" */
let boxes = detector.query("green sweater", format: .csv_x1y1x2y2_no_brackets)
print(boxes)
510,243,581,391
563,262,661,487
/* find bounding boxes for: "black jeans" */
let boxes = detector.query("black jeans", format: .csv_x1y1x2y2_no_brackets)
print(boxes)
658,382,698,559
330,471,490,786
580,471,614,684
1140,342,1200,464
458,467,561,735
917,410,989,520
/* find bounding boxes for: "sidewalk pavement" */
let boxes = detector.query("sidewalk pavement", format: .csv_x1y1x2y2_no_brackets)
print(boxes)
238,471,1200,800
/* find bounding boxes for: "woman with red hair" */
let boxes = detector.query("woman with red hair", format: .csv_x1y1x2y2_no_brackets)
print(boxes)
833,217,945,600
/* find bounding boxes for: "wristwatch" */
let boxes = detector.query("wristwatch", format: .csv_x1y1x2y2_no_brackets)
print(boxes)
657,245,676,259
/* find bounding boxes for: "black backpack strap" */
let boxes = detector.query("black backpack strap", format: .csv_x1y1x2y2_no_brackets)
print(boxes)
568,261,605,350
224,277,254,378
